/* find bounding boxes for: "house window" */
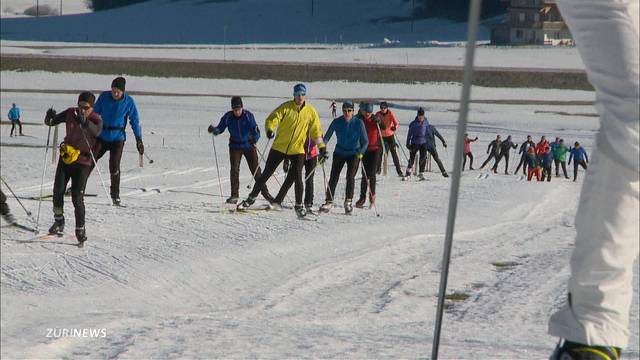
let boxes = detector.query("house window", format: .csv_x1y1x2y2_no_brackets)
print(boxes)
519,13,525,22
534,13,539,22
555,31,560,38
516,30,523,39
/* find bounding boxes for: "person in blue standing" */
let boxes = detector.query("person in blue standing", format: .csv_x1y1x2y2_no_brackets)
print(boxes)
540,146,554,182
92,77,144,206
208,96,274,204
8,103,23,137
568,141,589,182
404,108,448,180
319,101,368,214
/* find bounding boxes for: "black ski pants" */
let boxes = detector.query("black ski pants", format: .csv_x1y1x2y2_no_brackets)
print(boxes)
326,153,360,203
572,160,588,181
492,152,512,173
407,144,429,174
515,154,529,175
359,149,380,199
249,149,305,205
554,159,569,178
52,160,91,228
94,140,125,200
462,152,474,170
229,147,272,201
543,164,552,182
276,156,317,206
376,135,403,175
10,121,22,136
481,152,499,169
0,190,9,217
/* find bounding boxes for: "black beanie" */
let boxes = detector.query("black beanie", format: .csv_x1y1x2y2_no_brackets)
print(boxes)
78,91,96,107
417,107,425,116
231,96,243,109
111,77,126,92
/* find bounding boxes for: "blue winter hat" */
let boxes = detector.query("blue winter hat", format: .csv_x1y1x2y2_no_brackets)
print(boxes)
342,101,354,110
293,83,307,96
360,102,373,113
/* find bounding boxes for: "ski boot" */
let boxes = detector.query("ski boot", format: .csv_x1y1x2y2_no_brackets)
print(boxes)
355,196,366,209
225,196,239,204
442,172,449,178
344,199,353,215
402,168,413,181
417,173,426,181
294,204,307,218
319,201,333,213
75,227,87,246
2,212,16,225
550,339,620,360
236,196,255,211
305,203,316,215
48,216,65,235
112,197,122,206
369,194,376,207
269,202,283,211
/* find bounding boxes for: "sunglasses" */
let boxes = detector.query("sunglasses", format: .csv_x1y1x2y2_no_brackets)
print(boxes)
343,109,354,112
78,104,92,110
294,92,306,97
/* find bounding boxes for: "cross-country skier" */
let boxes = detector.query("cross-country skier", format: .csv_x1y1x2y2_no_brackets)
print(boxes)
525,147,541,181
552,138,571,179
515,135,536,175
208,96,274,204
540,147,554,182
375,101,403,177
568,141,589,182
319,101,368,214
0,190,16,225
491,135,518,174
462,133,478,171
329,101,337,118
92,77,144,206
7,103,23,137
549,0,639,357
44,91,103,245
480,134,502,170
355,102,384,208
404,108,448,180
237,83,326,218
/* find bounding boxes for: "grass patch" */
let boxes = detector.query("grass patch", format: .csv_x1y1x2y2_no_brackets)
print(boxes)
491,261,521,268
445,291,470,301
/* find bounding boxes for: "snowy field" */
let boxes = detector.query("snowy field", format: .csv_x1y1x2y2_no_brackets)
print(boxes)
1,69,638,358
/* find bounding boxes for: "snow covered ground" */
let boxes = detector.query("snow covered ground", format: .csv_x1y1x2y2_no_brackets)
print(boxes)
1,70,637,358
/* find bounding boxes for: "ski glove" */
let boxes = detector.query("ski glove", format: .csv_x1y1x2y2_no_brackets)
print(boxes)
207,125,217,134
318,146,329,164
45,108,57,125
443,142,447,148
266,130,275,139
391,125,396,131
136,138,144,155
356,153,363,160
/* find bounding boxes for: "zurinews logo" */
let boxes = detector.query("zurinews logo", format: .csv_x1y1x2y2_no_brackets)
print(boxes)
46,328,107,338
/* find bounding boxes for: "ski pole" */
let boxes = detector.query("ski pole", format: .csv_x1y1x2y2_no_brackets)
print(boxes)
144,153,154,164
36,124,53,231
432,0,482,358
0,177,32,217
211,134,225,203
395,133,410,163
246,139,271,189
79,125,112,206
359,159,380,217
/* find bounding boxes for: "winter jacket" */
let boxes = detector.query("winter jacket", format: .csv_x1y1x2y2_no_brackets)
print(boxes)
359,113,384,152
535,140,550,155
525,152,539,168
499,139,518,155
406,117,430,147
376,109,399,138
541,151,554,168
7,106,20,121
265,100,323,155
324,116,368,157
487,139,502,155
519,140,536,155
93,91,142,143
463,137,477,154
47,107,103,167
569,147,589,163
553,144,570,162
425,124,446,150
211,110,260,150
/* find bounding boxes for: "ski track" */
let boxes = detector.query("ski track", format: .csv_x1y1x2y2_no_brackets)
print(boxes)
1,86,637,359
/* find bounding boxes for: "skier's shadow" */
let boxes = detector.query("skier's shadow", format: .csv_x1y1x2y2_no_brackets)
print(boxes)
7,238,80,247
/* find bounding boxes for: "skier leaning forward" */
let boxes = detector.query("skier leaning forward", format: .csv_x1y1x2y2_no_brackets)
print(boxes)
45,91,103,245
237,83,326,218
208,96,274,205
319,101,368,214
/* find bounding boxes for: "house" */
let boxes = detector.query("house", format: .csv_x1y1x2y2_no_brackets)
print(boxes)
491,0,573,45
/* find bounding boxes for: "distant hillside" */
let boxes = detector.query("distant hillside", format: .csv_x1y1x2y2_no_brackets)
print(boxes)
0,0,492,44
